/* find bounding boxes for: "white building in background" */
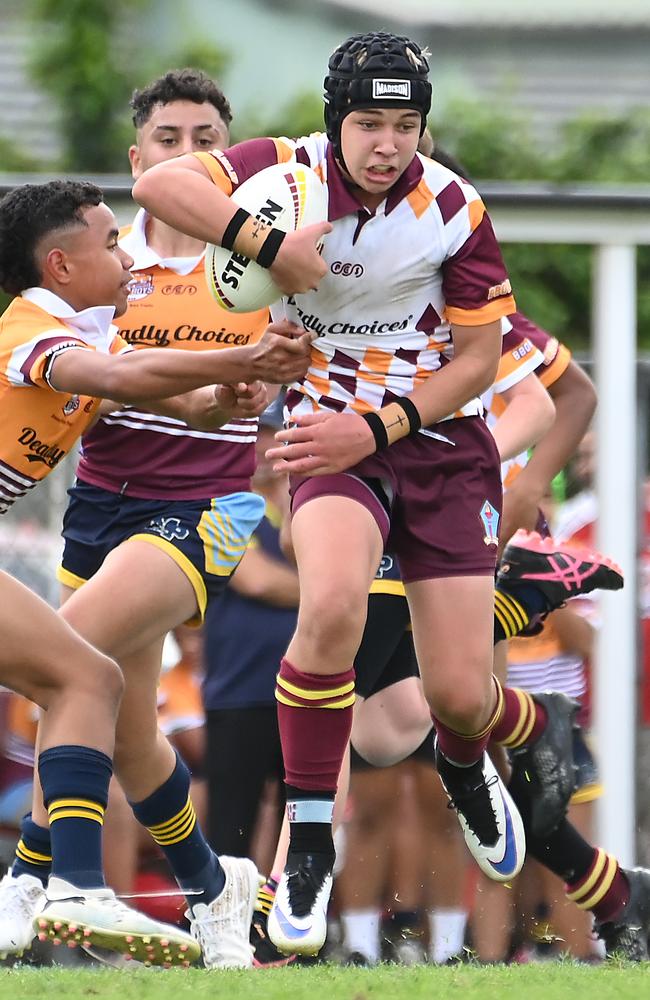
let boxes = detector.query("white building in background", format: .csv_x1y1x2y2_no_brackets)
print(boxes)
1,0,650,163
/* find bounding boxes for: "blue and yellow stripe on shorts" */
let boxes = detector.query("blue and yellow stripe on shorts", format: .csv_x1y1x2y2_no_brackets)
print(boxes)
130,491,265,624
56,487,265,625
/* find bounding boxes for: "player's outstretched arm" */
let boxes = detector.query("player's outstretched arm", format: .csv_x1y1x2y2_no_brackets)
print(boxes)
48,321,313,403
491,374,556,462
501,360,596,541
133,154,237,245
119,381,269,431
133,154,331,295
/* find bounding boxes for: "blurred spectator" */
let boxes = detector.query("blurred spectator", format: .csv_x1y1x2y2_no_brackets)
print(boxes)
202,398,298,870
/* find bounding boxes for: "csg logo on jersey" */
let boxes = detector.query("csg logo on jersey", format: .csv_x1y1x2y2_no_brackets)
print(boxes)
162,284,198,295
511,338,534,362
331,261,364,278
127,273,155,301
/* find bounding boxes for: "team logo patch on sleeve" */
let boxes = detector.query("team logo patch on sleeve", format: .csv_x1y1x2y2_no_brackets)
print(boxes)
479,500,499,546
487,279,512,301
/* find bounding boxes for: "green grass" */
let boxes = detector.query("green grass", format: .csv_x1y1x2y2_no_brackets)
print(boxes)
0,963,648,1000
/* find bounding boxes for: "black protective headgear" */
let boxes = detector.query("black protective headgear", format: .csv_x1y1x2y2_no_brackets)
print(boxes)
324,32,432,165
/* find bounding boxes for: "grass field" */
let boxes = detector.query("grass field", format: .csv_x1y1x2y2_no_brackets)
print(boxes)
1,962,648,1000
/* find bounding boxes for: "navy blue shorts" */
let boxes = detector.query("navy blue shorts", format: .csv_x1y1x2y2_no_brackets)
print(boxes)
58,480,265,623
570,728,602,803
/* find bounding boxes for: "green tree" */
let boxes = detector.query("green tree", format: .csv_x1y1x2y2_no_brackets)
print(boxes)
0,136,40,172
29,0,140,170
28,0,229,171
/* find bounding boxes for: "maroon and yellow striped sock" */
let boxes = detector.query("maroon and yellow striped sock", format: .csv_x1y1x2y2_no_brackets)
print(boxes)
276,657,355,792
490,682,548,748
433,677,504,766
565,847,630,922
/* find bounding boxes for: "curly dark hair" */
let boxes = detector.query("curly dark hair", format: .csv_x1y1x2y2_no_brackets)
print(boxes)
130,68,232,129
0,180,103,295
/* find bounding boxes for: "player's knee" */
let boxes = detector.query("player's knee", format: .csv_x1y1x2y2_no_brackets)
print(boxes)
299,588,366,652
425,679,491,733
75,651,124,711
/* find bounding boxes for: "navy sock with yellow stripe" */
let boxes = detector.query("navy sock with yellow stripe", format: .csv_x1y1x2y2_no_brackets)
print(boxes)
12,814,52,886
130,752,225,909
39,745,112,889
494,585,547,641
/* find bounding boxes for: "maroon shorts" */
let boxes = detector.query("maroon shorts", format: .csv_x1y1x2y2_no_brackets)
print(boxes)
291,416,503,582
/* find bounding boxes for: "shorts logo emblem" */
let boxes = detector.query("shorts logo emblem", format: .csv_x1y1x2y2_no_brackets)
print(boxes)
376,554,394,578
479,500,499,546
147,516,189,542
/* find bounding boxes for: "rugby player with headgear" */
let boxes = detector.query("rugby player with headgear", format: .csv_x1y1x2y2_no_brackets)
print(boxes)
134,30,625,958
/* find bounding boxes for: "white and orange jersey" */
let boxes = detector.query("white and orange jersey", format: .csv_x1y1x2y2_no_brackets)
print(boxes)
482,312,572,489
195,132,515,421
507,614,589,703
157,657,204,737
554,489,596,547
0,690,38,767
76,210,270,500
480,321,542,488
0,288,129,514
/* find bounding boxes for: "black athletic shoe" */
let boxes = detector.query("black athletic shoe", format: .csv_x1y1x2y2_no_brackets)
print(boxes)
497,530,624,613
251,906,297,968
509,691,579,838
436,747,525,882
596,868,650,961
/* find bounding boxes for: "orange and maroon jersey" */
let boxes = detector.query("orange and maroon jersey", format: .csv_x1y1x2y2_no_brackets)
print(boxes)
511,311,571,389
76,211,270,500
0,288,129,514
484,312,572,489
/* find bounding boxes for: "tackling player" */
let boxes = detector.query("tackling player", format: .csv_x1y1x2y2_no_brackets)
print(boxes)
0,72,314,970
0,178,309,965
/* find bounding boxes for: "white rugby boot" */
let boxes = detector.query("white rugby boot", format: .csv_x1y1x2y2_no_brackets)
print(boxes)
0,871,46,957
185,855,260,969
437,748,525,882
268,852,333,956
35,876,200,966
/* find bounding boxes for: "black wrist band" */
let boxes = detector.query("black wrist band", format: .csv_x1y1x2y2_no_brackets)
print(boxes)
361,411,389,451
221,208,251,251
397,396,422,434
256,227,286,269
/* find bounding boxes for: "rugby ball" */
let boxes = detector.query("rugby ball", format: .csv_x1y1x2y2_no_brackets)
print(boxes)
205,162,328,313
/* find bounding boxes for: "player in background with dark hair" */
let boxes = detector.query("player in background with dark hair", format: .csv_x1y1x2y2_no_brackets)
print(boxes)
0,142,312,965
347,137,646,962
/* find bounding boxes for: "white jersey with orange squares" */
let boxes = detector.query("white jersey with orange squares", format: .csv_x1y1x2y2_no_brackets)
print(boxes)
196,132,516,421
481,327,543,487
